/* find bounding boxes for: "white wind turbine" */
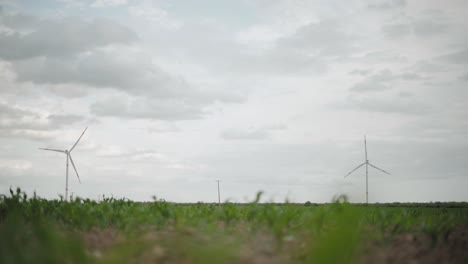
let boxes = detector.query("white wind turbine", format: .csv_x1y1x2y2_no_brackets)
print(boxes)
39,127,87,201
344,135,390,204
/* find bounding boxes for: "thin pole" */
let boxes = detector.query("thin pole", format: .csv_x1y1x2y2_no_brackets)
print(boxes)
216,180,221,206
364,135,368,204
65,152,69,202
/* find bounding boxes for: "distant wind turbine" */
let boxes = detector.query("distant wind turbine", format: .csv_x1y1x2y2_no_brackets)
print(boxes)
39,127,87,201
345,135,390,204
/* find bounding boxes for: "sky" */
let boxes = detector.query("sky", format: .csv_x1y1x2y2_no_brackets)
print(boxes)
0,0,467,203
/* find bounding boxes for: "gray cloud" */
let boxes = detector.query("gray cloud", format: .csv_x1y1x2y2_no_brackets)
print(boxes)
47,114,87,128
90,95,206,120
412,18,450,37
0,102,86,140
239,19,360,75
436,49,468,65
349,69,371,76
382,11,451,39
350,69,426,93
221,125,287,141
0,11,244,115
0,14,137,60
91,0,128,8
368,0,406,10
458,72,468,81
11,45,244,105
338,94,432,115
0,102,38,120
1,1,468,202
382,23,412,38
277,20,359,59
221,129,269,140
156,18,360,77
413,60,451,73
13,49,181,96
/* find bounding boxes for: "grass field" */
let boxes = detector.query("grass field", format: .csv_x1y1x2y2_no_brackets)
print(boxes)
1,188,468,264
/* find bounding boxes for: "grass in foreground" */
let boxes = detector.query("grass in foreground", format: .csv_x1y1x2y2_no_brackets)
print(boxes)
1,188,468,264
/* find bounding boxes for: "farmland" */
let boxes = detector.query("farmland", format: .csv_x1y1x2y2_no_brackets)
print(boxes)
1,188,468,264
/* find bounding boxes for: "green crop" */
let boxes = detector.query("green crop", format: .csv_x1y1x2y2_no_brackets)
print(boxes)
1,188,467,263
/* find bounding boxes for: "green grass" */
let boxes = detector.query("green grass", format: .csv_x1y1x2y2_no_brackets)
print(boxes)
1,188,467,263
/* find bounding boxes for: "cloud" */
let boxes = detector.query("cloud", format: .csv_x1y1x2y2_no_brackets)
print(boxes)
382,10,451,39
0,159,31,171
1,15,249,126
94,146,200,170
221,129,269,140
47,114,86,128
128,3,182,30
458,72,468,82
350,69,426,93
368,0,406,10
0,101,86,140
413,60,451,73
412,18,450,37
350,69,396,92
349,69,371,76
277,20,359,58
161,18,359,77
221,124,287,141
13,48,180,95
11,44,239,105
338,94,432,115
0,11,243,109
382,23,412,38
0,15,137,60
91,0,128,8
90,95,206,121
436,49,468,65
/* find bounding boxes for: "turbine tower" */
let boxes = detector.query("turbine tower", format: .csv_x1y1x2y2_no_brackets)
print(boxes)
39,127,87,201
345,135,390,204
216,180,221,207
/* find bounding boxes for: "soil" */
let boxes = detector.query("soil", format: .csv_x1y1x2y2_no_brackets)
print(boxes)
360,226,468,264
81,226,468,263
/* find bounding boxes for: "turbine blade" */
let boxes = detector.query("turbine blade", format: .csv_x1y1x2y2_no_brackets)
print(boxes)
69,127,87,152
38,148,66,153
368,162,391,175
345,162,366,178
68,154,81,183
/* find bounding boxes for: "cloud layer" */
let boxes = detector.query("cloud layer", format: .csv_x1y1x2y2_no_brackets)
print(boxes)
1,0,468,202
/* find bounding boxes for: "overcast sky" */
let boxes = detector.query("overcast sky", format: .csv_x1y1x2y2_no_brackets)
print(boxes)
1,0,467,203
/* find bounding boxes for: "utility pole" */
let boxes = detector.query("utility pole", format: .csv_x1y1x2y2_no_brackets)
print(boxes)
216,180,221,207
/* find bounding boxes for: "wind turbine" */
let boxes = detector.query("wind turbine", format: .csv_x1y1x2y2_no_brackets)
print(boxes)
39,127,87,201
344,135,390,204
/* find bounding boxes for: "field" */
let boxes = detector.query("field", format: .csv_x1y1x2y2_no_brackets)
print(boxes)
1,188,468,264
